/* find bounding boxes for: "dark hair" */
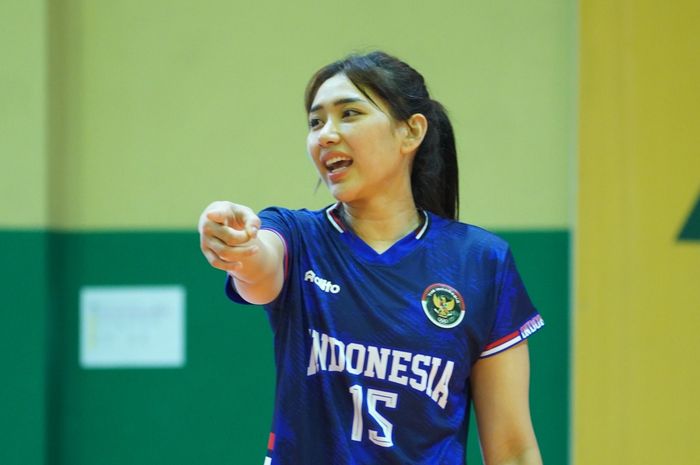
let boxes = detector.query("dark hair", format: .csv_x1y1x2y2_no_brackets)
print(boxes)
304,51,459,220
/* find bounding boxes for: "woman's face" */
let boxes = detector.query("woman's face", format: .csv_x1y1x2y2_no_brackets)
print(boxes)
306,74,412,205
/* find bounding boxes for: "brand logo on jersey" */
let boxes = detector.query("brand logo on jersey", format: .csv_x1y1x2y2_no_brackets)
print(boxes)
305,270,341,294
421,283,466,328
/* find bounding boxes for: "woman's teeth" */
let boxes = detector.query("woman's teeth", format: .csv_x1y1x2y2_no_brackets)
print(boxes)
326,157,353,172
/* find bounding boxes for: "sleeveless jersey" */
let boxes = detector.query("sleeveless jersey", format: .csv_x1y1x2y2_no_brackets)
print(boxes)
225,204,544,465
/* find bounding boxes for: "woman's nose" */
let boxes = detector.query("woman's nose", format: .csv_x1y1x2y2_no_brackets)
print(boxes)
318,119,340,146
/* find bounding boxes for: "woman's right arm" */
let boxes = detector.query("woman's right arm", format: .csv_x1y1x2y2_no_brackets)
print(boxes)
198,201,285,305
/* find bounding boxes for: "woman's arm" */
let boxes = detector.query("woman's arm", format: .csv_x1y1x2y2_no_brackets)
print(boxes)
198,201,285,305
470,341,542,465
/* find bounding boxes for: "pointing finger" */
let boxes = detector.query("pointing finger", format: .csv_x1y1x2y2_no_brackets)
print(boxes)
206,209,236,226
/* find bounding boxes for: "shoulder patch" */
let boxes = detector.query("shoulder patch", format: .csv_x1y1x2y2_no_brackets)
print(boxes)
421,283,466,328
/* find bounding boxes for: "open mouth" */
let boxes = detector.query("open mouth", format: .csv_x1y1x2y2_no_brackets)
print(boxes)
325,156,353,173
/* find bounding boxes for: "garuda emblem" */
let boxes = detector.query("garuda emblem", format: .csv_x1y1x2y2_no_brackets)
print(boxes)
421,283,466,329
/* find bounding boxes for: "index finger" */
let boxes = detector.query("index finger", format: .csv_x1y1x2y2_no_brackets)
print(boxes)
206,204,259,231
205,204,260,245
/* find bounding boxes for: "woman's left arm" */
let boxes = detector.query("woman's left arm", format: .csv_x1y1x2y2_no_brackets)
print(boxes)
470,340,543,465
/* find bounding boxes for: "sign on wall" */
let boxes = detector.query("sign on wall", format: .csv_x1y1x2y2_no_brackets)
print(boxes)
80,286,186,368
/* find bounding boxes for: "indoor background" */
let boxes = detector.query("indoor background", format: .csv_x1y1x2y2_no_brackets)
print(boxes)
1,0,697,464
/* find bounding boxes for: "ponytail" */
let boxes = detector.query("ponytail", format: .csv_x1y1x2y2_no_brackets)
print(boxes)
411,100,459,220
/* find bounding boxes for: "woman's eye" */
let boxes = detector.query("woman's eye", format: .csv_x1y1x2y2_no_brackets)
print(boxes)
342,109,360,118
308,117,322,129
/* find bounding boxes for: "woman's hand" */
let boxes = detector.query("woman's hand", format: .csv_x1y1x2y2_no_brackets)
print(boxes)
199,201,261,273
198,201,285,304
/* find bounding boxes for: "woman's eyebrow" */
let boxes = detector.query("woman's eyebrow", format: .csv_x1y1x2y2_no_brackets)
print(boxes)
309,97,365,113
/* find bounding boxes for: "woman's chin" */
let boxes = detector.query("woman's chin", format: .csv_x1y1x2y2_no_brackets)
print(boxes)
329,185,356,204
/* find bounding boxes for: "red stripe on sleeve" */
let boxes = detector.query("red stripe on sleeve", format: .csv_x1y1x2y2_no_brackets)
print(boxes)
483,330,520,351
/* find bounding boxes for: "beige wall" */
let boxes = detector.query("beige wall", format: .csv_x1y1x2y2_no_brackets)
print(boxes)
0,0,47,228
576,1,700,463
8,0,574,230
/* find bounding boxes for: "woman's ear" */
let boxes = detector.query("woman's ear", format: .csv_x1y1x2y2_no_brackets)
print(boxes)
400,113,428,155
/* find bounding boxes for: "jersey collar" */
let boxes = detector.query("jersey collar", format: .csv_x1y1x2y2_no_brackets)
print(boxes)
324,202,430,240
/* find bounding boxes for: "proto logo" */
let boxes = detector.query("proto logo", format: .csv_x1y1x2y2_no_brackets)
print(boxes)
421,283,466,328
305,270,341,294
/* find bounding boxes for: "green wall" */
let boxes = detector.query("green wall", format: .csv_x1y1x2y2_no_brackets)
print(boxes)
40,230,567,465
0,233,47,465
44,232,274,463
1,230,567,464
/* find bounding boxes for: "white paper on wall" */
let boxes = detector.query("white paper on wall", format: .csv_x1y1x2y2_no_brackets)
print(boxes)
80,286,186,368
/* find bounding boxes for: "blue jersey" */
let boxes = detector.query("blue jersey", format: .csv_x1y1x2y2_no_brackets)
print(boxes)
226,204,544,465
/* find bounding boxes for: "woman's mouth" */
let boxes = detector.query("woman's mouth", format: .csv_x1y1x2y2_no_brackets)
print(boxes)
325,156,353,173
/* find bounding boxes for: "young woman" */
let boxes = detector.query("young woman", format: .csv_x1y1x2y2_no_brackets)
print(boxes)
199,51,544,465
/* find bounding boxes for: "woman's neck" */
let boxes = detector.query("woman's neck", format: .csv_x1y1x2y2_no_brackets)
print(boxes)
341,198,422,253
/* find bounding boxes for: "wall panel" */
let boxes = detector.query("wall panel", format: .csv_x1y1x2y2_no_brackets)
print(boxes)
47,231,568,465
576,1,700,462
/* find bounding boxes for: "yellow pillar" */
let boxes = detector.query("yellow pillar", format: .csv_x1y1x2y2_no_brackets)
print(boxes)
576,1,700,463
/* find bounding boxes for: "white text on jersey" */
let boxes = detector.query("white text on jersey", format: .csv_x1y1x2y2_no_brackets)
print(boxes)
304,270,341,294
520,314,544,338
306,329,454,409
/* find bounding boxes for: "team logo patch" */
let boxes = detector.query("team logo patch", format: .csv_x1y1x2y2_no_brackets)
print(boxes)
421,284,466,328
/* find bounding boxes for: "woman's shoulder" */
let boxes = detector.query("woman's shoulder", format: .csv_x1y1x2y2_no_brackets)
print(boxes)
429,213,511,255
258,205,330,227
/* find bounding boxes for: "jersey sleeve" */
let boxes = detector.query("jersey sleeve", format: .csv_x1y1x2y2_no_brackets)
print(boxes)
479,247,544,358
224,206,295,306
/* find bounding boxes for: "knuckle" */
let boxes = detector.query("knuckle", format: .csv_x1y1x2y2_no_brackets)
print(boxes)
221,234,238,247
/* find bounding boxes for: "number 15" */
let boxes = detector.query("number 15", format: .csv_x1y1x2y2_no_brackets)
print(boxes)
348,385,398,448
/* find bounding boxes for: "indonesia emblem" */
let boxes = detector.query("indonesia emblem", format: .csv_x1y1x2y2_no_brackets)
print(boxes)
421,283,466,328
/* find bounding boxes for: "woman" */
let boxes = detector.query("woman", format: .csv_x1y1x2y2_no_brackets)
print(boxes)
199,51,544,465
